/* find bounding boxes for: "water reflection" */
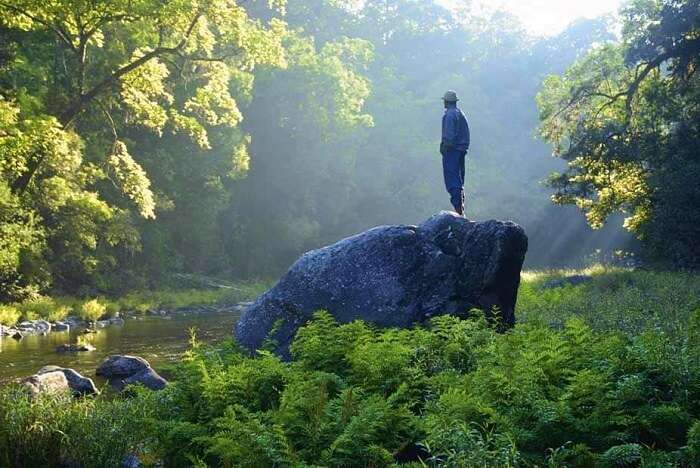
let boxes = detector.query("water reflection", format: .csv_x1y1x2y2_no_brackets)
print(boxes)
0,310,240,383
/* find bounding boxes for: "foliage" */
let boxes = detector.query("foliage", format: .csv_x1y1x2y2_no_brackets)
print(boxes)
15,296,71,322
537,0,700,267
0,304,19,325
78,298,106,323
2,268,698,466
0,0,347,297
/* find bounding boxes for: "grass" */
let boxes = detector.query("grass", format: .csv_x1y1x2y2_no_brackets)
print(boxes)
518,266,700,337
114,284,267,313
0,282,268,327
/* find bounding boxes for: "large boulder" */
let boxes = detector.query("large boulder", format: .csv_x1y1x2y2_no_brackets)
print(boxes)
96,355,167,391
38,365,100,396
235,212,528,356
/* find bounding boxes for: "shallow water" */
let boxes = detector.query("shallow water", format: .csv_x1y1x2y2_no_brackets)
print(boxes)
0,310,240,384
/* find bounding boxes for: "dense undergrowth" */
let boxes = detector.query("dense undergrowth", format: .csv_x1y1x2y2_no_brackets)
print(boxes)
0,283,267,326
0,269,699,467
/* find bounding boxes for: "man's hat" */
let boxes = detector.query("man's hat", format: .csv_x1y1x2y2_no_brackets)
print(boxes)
442,90,459,102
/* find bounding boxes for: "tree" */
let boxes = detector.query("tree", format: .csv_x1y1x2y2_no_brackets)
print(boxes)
537,0,700,267
0,0,289,295
1,0,287,198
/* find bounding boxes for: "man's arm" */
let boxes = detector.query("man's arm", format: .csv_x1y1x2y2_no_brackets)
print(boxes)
464,114,470,151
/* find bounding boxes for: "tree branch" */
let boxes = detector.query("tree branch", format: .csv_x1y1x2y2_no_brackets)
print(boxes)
0,2,76,51
11,10,203,194
59,12,203,126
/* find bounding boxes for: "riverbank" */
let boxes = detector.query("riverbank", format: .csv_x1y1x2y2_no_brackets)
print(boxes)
0,282,267,328
1,267,698,466
0,282,267,383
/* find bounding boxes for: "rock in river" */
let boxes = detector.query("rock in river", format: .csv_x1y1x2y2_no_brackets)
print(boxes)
56,343,96,353
236,211,528,356
96,355,167,391
23,370,70,398
37,366,100,396
52,321,70,332
17,319,51,335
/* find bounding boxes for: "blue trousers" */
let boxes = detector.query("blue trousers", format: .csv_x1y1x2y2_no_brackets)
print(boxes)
442,148,466,212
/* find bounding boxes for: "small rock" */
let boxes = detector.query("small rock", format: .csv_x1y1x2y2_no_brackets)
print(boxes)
23,370,71,398
110,317,125,326
35,319,52,333
52,321,70,332
65,316,82,325
38,366,100,396
56,343,96,353
81,328,98,334
95,319,111,328
11,330,23,340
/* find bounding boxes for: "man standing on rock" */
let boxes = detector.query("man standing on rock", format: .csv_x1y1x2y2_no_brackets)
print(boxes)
440,90,470,216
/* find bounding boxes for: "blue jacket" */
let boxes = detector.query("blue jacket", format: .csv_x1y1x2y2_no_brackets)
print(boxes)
442,105,470,152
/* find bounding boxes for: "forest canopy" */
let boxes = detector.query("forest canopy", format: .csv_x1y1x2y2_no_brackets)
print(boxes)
1,0,697,300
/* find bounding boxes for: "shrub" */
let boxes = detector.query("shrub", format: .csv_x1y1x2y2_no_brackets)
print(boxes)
0,304,20,325
687,420,700,466
79,298,106,322
14,296,72,322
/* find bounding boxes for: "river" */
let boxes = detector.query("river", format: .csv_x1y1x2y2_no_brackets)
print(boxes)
0,310,240,384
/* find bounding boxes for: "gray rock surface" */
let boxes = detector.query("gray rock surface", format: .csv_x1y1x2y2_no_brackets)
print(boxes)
97,355,150,378
38,366,100,396
236,212,527,356
17,319,52,335
122,455,141,468
96,355,167,391
23,370,70,398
